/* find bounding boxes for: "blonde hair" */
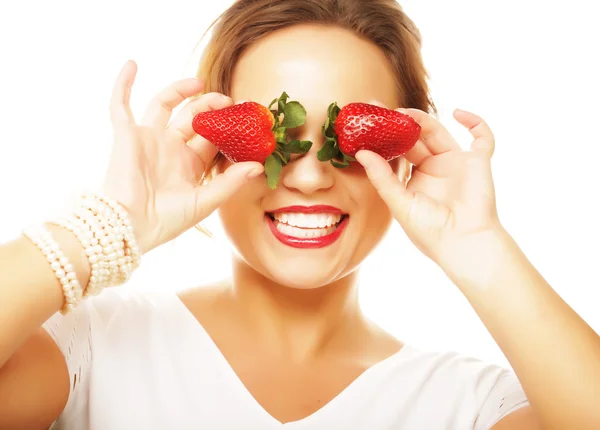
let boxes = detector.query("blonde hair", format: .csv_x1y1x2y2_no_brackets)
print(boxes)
194,0,436,232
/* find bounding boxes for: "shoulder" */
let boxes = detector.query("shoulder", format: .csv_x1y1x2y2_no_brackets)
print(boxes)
87,287,183,321
51,288,187,345
389,346,515,392
379,346,528,428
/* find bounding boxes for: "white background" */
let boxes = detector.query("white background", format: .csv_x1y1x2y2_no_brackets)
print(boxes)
0,0,598,367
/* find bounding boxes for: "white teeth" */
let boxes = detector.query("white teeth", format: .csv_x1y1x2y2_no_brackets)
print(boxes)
273,212,342,228
275,222,338,239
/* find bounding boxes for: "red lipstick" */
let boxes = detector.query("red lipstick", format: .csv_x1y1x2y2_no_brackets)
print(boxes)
265,212,349,249
269,205,344,215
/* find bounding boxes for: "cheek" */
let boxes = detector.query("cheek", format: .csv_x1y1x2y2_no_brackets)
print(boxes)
217,176,264,243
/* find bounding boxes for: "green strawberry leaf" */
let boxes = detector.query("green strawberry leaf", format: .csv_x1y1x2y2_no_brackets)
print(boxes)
317,140,338,161
268,98,278,110
343,153,356,162
329,102,340,123
331,159,351,168
322,102,339,141
265,154,283,189
277,92,289,116
274,127,287,144
281,140,313,154
281,101,307,128
322,116,330,134
272,151,288,165
330,151,356,168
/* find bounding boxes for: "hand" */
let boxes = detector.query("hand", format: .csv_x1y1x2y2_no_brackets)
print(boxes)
103,60,264,254
356,107,503,268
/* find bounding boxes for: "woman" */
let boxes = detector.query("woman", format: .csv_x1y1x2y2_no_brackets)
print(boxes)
1,0,598,429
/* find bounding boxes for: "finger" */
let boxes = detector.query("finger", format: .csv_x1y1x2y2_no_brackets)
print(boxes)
453,109,496,158
355,150,414,224
186,134,219,168
365,102,432,166
398,108,460,163
140,78,205,129
189,162,264,222
404,139,432,167
166,92,233,145
109,60,137,130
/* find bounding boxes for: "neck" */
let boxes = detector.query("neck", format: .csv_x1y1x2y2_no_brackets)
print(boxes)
230,255,367,362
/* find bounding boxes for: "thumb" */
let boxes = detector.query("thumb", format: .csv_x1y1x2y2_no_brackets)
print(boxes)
355,150,414,224
189,162,264,222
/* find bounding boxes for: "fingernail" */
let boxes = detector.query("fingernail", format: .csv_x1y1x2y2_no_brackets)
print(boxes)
247,168,264,179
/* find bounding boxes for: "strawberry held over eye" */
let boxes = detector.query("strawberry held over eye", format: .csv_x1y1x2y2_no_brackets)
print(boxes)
192,92,312,189
317,102,421,167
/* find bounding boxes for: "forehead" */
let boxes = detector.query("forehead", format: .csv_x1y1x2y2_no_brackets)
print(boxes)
230,24,400,110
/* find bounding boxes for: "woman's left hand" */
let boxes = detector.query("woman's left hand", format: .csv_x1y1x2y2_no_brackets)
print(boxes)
356,108,503,269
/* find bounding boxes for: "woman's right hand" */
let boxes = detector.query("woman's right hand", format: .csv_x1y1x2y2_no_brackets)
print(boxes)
102,60,264,254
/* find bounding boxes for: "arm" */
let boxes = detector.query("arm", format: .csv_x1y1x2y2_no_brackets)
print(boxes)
0,61,262,428
357,107,599,430
446,228,600,430
0,226,89,367
0,225,88,428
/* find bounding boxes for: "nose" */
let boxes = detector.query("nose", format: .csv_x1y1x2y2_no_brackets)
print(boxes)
280,141,335,195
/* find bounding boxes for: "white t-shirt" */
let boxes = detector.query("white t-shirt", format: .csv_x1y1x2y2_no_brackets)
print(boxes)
42,290,529,430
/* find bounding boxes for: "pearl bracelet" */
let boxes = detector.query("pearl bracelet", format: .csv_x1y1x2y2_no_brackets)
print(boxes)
55,212,110,297
51,193,142,300
24,226,83,314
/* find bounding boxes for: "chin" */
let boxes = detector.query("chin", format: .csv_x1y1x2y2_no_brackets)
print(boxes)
262,261,346,290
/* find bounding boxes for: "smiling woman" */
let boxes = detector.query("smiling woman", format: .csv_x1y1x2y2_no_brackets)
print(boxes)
0,0,599,429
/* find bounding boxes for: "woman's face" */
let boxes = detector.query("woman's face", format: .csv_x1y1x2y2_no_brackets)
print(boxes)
218,24,405,289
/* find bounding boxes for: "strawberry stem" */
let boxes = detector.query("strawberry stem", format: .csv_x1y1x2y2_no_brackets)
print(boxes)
264,92,313,189
317,102,355,168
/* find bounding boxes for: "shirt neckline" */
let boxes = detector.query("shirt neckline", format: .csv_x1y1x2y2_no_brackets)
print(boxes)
169,292,415,428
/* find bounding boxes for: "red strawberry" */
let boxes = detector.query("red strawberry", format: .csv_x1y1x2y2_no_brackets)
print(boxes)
317,102,421,167
192,92,312,189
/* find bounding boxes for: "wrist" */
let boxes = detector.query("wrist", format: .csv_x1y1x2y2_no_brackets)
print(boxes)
437,225,518,293
45,223,91,289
